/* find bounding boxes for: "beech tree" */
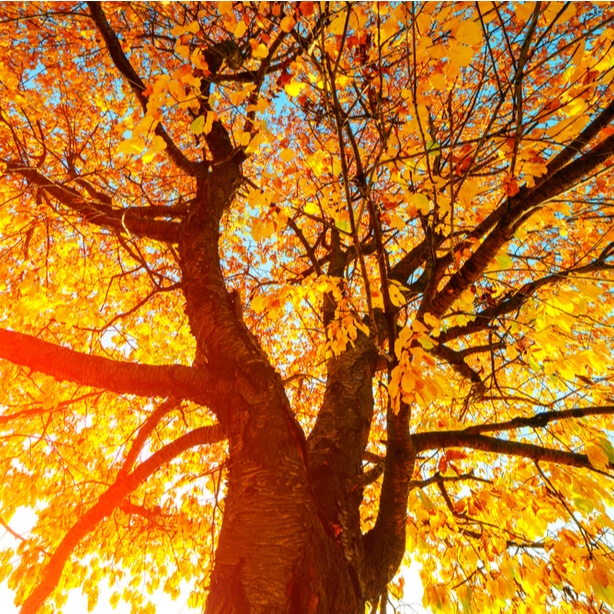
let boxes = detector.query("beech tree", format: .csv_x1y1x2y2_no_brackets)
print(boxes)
2,2,614,612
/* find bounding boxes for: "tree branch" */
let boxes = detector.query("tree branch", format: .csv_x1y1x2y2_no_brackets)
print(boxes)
438,245,614,344
117,396,180,478
412,431,612,474
18,423,226,614
429,343,486,394
3,160,182,243
87,2,205,177
460,405,614,436
362,402,414,601
0,328,213,405
546,96,614,177
429,127,614,319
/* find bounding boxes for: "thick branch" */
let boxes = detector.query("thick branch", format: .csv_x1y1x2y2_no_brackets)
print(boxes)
429,128,614,319
412,431,611,473
87,2,205,177
306,332,379,588
0,328,212,405
362,404,414,601
19,424,226,614
3,161,181,243
460,405,614,436
438,246,614,344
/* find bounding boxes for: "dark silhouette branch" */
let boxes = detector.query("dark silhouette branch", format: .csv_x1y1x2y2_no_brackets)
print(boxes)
413,431,612,474
460,405,614,435
546,97,614,177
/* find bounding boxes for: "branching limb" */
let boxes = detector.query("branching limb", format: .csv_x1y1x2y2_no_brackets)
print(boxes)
429,127,614,320
413,431,613,474
0,328,213,406
18,423,226,614
0,392,101,425
117,396,181,478
3,161,182,243
409,470,491,490
460,405,614,436
429,343,486,395
87,2,205,177
438,236,614,345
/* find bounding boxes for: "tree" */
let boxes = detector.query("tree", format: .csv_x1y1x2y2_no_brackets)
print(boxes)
1,1,614,612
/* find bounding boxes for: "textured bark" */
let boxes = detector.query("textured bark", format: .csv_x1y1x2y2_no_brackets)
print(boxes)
306,333,379,601
173,119,366,611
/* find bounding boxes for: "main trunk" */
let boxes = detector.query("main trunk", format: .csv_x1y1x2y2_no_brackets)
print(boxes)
177,165,365,612
206,413,364,613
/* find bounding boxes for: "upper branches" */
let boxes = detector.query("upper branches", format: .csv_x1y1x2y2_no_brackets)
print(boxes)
87,2,206,177
427,93,614,321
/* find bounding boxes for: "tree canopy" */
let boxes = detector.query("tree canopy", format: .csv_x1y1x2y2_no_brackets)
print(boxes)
1,1,614,613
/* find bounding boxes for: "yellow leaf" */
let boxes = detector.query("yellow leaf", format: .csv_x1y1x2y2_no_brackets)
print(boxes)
328,13,347,35
175,44,190,59
495,254,514,271
388,212,405,231
417,335,434,350
428,73,447,91
252,42,269,59
586,443,609,470
423,312,440,332
143,135,167,163
217,1,233,15
250,295,266,313
389,281,407,307
191,115,205,135
280,148,295,162
304,202,319,216
457,179,479,208
284,80,305,97
514,2,537,23
448,41,474,68
455,18,483,46
185,21,199,34
229,88,250,106
118,136,146,155
280,15,296,33
234,20,248,38
410,193,430,215
191,48,209,71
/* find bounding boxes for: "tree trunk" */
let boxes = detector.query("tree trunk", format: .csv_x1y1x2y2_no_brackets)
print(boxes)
207,451,364,613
